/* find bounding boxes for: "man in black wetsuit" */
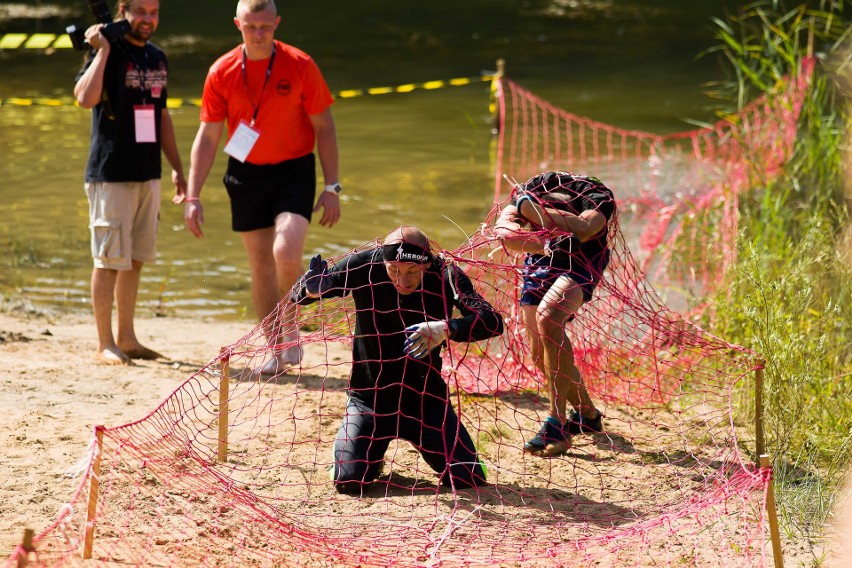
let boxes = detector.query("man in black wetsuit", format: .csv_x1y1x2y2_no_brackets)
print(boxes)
290,225,504,494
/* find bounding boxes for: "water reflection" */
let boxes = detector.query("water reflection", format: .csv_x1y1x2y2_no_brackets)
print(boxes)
0,91,498,319
0,0,736,320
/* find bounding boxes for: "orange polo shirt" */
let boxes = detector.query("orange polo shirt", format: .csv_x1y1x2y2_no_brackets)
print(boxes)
200,39,334,165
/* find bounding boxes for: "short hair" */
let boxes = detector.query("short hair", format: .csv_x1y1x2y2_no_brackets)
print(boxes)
115,0,133,19
383,226,430,253
237,0,277,14
116,0,162,19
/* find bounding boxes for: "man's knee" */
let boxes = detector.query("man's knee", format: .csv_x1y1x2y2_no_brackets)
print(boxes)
271,245,306,283
536,309,571,342
272,214,308,262
334,478,371,495
331,456,382,495
333,467,377,495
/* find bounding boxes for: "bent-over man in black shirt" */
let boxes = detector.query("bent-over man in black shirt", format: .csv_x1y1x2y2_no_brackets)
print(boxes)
291,225,504,494
494,171,616,457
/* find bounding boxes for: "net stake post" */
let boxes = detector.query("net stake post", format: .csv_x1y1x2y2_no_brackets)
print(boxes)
82,425,104,560
755,361,766,463
489,58,505,134
16,528,34,567
217,347,230,463
760,454,784,568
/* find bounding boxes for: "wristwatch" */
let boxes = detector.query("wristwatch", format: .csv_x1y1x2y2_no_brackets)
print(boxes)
324,183,342,194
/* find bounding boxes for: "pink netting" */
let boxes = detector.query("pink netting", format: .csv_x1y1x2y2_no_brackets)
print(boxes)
6,60,812,568
494,58,813,304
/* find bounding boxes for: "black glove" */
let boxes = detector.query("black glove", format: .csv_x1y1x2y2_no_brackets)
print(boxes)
304,254,332,297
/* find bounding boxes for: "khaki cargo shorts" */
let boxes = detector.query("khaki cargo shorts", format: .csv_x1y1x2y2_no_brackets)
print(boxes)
85,180,160,270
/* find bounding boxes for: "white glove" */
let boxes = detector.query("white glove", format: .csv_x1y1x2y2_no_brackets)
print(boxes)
403,321,449,359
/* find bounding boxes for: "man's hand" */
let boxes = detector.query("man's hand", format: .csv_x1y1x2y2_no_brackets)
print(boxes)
304,254,333,297
493,204,526,238
84,24,109,51
313,193,341,228
171,170,188,204
403,321,449,359
184,200,204,238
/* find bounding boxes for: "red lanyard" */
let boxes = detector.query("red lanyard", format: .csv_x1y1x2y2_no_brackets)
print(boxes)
240,44,276,127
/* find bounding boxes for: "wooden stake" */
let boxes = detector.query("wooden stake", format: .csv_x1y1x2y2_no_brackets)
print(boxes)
16,528,34,568
217,348,230,463
82,426,104,560
755,363,765,462
489,58,505,134
760,454,784,568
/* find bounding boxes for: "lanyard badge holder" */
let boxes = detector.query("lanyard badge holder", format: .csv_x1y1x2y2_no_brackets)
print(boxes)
224,45,276,163
223,120,261,163
133,51,157,143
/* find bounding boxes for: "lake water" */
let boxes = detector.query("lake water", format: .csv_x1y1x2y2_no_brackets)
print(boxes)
0,0,743,320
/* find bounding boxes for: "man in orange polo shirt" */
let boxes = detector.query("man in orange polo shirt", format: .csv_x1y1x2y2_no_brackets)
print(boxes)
182,0,341,375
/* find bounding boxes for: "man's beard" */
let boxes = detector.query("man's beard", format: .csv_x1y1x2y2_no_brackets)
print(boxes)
129,25,154,42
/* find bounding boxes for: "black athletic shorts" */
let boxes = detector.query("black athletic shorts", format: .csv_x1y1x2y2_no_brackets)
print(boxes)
223,153,316,232
520,253,607,306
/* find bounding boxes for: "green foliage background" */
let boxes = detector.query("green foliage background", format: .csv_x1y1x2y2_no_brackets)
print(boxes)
700,0,852,549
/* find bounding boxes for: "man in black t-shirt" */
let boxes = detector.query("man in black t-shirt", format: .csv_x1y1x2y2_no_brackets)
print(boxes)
74,0,185,365
291,226,504,494
494,171,616,457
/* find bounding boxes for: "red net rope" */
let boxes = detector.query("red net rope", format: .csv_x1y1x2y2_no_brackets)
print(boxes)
494,58,813,307
7,61,812,568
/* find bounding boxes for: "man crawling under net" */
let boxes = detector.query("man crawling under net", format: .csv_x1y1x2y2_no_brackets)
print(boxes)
290,225,504,495
494,170,616,457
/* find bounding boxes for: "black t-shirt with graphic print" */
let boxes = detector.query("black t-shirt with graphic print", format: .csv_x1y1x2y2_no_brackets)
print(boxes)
77,39,169,182
523,171,617,271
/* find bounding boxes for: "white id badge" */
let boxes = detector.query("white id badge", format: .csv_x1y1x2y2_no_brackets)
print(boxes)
134,105,157,143
223,120,260,163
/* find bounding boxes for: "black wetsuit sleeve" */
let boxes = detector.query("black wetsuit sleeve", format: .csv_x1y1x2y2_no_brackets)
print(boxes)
290,251,368,305
446,266,504,342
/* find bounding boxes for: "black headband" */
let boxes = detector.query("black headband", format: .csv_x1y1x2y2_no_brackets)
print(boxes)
381,243,432,264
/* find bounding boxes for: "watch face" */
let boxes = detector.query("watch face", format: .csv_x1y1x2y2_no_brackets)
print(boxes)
334,184,342,193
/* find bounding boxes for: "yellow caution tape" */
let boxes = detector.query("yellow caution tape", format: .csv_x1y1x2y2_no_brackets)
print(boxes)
52,35,73,49
329,75,493,101
1,72,495,107
0,34,29,49
0,33,71,49
25,34,58,49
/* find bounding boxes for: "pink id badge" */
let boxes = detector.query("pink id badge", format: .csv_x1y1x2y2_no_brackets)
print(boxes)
134,105,157,143
223,120,260,163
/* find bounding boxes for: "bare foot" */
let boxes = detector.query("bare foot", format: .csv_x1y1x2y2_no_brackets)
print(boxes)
95,346,132,366
119,345,164,360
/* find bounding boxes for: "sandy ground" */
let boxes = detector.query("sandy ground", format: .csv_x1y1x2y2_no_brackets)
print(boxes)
0,307,254,556
0,306,846,567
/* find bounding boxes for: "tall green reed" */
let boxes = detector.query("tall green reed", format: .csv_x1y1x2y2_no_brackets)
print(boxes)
702,0,852,545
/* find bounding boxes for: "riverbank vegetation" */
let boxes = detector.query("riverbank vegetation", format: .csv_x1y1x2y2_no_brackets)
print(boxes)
701,0,852,556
